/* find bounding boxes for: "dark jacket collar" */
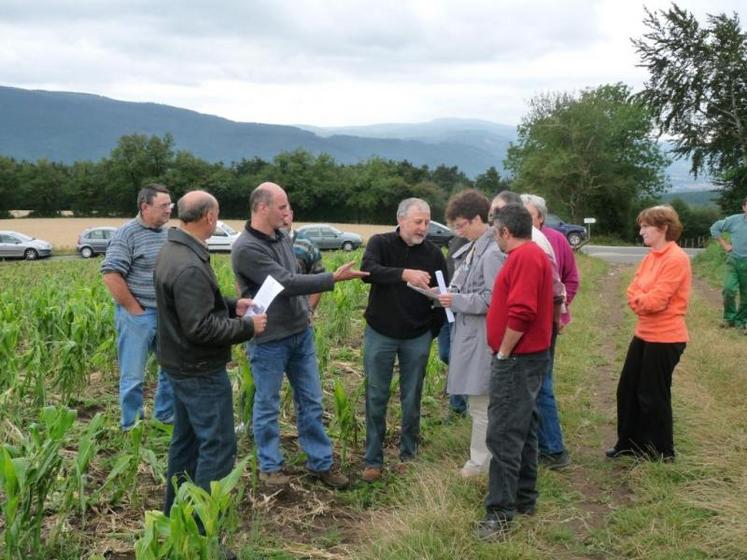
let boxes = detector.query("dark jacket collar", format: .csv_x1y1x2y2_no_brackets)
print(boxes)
167,227,209,262
245,222,286,243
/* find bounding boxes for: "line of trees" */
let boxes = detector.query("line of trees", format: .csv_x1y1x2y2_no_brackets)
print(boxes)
0,133,511,225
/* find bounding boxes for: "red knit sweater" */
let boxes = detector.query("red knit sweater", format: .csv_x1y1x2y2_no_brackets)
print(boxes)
486,241,554,354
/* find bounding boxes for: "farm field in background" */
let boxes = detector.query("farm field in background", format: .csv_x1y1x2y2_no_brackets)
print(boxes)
0,250,746,559
0,218,394,250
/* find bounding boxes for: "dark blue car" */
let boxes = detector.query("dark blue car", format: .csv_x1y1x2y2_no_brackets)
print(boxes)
545,214,587,248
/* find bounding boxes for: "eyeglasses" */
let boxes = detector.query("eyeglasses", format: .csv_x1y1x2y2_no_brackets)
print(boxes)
152,202,175,210
452,218,471,231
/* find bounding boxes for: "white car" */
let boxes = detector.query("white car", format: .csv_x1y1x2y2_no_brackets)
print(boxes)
0,230,53,260
206,221,240,252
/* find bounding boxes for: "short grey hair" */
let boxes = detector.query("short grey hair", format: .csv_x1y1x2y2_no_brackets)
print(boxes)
520,193,548,222
397,198,430,219
250,186,274,213
137,183,170,210
178,192,218,223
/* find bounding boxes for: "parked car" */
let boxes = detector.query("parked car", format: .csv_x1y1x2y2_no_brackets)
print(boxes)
545,214,588,248
295,224,362,251
206,221,240,252
426,220,455,248
76,226,117,258
0,230,53,260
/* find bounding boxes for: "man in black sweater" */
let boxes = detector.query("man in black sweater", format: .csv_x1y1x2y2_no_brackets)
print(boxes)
360,198,447,482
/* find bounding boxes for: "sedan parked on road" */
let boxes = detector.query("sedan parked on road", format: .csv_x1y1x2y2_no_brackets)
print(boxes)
295,224,362,251
0,230,53,260
545,214,588,248
206,221,240,252
77,226,117,258
426,220,455,248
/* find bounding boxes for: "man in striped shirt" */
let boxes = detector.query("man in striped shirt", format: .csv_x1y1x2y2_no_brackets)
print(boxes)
101,184,175,430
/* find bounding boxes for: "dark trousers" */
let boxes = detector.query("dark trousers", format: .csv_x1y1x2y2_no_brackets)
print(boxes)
163,369,237,516
615,337,685,459
437,321,467,414
364,326,432,467
485,351,548,521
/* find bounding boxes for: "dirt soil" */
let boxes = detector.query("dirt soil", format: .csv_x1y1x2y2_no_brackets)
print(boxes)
0,218,394,249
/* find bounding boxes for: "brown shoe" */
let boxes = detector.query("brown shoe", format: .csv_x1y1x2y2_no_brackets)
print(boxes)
309,468,349,489
391,462,410,475
361,466,382,483
259,470,290,486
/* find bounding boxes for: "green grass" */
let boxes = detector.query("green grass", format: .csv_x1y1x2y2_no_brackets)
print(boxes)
2,248,745,559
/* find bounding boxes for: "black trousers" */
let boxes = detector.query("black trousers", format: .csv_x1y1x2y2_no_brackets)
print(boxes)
615,336,685,459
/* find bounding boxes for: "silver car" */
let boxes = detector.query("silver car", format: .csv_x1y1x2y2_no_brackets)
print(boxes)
77,226,117,258
0,230,53,260
295,224,362,251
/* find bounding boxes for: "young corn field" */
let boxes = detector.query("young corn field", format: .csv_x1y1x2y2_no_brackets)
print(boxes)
0,250,451,559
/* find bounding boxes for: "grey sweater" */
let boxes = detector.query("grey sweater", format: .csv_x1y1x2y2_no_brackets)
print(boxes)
232,224,335,343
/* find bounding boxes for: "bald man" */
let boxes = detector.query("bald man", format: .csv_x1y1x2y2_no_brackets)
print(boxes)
155,190,267,519
232,182,367,489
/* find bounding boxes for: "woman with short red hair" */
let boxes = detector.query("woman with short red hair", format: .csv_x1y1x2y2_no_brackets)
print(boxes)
607,205,691,462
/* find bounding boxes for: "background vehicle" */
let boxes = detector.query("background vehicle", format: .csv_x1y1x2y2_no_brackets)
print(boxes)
545,214,588,248
76,226,117,258
295,224,362,251
206,221,240,252
0,230,53,260
426,220,455,248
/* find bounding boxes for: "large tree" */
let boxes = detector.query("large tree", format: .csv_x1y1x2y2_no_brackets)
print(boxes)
504,83,669,234
633,4,747,211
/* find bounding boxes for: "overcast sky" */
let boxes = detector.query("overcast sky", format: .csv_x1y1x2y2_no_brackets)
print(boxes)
1,0,744,127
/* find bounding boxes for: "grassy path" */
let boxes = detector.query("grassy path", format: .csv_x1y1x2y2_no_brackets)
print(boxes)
339,255,747,560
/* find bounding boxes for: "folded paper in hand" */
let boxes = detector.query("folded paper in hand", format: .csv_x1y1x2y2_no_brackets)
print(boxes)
244,275,284,317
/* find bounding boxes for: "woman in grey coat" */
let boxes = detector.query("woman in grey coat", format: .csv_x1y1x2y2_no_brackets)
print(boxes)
438,190,505,477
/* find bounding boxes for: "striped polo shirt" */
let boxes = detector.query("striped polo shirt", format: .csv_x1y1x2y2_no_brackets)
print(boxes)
100,215,168,309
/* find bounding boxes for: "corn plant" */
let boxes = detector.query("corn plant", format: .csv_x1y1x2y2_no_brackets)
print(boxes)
236,354,256,429
59,413,105,524
0,406,77,559
135,457,249,560
332,378,359,467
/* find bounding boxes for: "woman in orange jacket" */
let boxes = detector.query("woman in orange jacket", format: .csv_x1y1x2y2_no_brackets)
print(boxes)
607,205,691,462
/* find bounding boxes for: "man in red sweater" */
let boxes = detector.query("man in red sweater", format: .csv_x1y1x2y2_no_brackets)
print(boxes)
477,203,554,540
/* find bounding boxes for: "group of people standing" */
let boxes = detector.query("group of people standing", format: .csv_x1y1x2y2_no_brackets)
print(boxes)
98,181,742,544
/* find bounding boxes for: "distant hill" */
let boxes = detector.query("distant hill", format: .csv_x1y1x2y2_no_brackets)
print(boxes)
661,189,720,206
0,86,504,177
0,85,717,188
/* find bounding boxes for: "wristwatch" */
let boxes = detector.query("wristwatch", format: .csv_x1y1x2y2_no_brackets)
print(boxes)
496,351,508,360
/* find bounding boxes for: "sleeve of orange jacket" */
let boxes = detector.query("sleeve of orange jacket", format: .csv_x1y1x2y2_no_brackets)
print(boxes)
628,255,689,315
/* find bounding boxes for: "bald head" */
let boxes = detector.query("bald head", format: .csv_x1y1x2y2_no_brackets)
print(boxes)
250,182,291,235
178,191,218,223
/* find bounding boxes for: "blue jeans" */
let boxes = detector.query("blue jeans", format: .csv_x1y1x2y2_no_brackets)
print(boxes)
163,369,236,516
436,321,467,414
247,327,333,473
115,305,174,429
364,326,432,467
485,351,548,521
537,331,566,455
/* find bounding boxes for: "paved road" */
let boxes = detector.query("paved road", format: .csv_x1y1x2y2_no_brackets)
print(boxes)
581,244,704,265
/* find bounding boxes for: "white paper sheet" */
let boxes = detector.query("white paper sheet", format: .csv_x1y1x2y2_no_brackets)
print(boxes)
435,270,455,323
244,274,284,317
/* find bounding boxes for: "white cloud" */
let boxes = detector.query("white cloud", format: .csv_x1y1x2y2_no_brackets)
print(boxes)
1,0,745,125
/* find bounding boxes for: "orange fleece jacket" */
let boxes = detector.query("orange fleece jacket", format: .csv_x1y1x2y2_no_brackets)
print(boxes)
626,241,691,343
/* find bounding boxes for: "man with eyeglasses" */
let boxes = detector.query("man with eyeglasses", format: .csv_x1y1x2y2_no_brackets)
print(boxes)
101,183,175,430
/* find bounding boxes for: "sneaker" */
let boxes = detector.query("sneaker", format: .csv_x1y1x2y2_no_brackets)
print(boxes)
539,450,571,470
361,466,382,483
259,470,290,486
475,517,511,541
391,462,410,476
459,465,486,479
308,468,349,489
605,447,636,459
